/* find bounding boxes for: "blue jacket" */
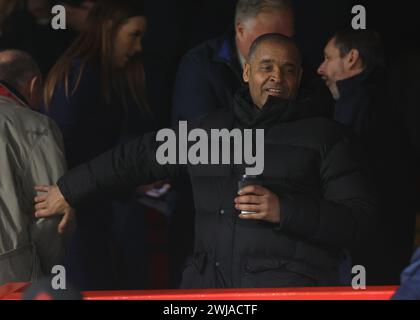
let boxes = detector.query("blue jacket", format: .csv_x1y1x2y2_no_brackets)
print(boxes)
42,60,156,290
44,60,156,168
171,31,243,124
393,248,420,300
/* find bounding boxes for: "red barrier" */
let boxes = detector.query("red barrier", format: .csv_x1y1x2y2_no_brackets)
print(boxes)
82,287,397,300
0,283,397,300
0,283,29,300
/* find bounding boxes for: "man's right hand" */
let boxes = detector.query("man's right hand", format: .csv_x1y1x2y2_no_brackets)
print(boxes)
34,185,74,234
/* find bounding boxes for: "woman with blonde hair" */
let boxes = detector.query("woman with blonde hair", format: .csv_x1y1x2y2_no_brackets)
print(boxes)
44,0,156,290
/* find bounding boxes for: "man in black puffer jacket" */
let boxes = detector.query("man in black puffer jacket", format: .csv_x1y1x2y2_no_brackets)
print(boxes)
35,34,377,289
318,30,417,285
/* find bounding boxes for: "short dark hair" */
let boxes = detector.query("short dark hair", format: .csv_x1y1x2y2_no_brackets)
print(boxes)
0,49,41,90
247,33,302,65
331,29,384,69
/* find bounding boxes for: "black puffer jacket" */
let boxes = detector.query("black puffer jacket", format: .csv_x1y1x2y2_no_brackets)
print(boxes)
58,89,377,288
335,67,417,284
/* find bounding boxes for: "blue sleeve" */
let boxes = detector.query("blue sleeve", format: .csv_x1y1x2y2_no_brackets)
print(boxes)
46,65,98,135
45,63,105,167
171,52,220,125
392,248,420,300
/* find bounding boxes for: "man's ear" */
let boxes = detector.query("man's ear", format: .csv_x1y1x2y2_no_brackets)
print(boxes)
293,68,303,99
29,76,40,95
298,68,303,86
243,62,250,83
346,49,361,70
28,75,41,109
235,21,246,42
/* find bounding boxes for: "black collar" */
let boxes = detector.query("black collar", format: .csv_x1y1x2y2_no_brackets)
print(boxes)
335,67,384,100
233,87,329,129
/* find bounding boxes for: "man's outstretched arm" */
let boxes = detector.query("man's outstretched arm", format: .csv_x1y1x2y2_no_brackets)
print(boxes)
34,131,186,222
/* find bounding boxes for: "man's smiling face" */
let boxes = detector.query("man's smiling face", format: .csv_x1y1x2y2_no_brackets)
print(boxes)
243,39,302,108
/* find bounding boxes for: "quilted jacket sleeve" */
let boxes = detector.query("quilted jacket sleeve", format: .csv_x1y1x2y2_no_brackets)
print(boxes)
279,135,378,251
57,130,187,208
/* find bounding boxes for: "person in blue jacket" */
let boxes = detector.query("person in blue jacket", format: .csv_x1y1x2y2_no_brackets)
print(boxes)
393,248,420,300
171,0,295,124
43,0,156,290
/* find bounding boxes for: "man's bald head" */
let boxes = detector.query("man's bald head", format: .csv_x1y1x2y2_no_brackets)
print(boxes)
0,50,41,89
0,50,42,109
